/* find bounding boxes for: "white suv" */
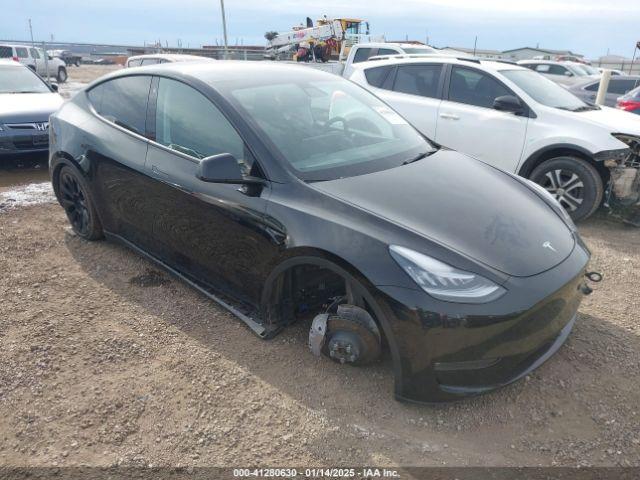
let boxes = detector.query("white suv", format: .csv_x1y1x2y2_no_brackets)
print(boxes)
348,56,640,220
0,44,68,82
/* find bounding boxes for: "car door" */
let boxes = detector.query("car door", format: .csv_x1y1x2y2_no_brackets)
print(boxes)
28,48,45,74
367,63,443,140
144,76,276,303
84,75,158,251
435,65,528,172
606,78,640,106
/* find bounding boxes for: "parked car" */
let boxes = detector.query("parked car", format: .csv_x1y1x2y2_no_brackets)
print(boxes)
598,68,626,76
555,55,589,65
294,42,439,78
125,53,216,68
49,61,596,403
49,49,82,67
518,60,597,86
0,44,67,82
0,60,63,156
567,76,640,107
617,85,640,115
348,56,640,220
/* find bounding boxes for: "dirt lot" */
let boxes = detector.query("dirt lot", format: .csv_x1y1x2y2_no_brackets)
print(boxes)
1,65,639,469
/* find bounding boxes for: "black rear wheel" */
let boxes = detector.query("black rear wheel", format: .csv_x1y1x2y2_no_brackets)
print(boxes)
56,67,67,83
58,165,103,240
529,156,603,221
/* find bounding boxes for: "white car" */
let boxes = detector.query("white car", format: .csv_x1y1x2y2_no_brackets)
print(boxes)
125,53,216,68
517,60,597,87
349,56,640,220
0,44,67,82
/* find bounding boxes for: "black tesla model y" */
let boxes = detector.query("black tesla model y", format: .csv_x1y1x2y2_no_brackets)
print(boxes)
50,61,596,403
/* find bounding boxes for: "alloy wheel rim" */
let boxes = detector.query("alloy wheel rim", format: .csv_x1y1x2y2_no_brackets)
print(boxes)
541,169,584,212
59,172,89,234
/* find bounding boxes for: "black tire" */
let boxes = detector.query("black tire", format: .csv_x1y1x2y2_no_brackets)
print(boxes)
529,156,603,221
56,67,68,83
57,165,103,240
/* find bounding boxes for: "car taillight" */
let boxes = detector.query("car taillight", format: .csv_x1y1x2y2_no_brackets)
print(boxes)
12,56,18,62
617,100,640,111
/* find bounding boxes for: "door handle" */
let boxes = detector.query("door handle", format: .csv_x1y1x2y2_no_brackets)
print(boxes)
439,113,460,120
151,164,169,178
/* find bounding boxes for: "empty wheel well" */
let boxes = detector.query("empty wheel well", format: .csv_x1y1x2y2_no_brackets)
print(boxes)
261,258,384,342
519,147,609,183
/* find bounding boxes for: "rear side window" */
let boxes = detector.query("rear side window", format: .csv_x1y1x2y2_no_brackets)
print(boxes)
448,67,511,108
141,58,159,65
393,64,442,98
30,48,40,59
364,66,393,88
88,76,152,135
352,48,372,63
608,79,640,95
16,47,28,58
0,46,12,58
154,78,250,167
127,58,142,67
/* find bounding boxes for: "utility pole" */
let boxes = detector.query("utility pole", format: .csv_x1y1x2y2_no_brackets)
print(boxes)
219,0,229,59
28,18,35,46
473,36,478,56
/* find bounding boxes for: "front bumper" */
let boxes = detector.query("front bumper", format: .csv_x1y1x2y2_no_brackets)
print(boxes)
373,240,590,403
0,129,49,155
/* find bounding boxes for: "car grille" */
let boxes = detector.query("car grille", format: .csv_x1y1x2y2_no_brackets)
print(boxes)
5,122,49,131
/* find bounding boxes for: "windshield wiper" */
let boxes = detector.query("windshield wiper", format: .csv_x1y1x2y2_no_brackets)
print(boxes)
572,105,600,112
402,151,433,166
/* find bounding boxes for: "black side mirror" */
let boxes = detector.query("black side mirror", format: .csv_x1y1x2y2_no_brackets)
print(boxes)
493,95,525,115
50,83,59,92
196,153,265,185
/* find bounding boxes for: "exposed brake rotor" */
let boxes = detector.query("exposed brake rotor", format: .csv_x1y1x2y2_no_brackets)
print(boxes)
308,304,381,366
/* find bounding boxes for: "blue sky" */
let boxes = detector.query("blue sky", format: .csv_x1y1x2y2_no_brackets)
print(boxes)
3,0,638,59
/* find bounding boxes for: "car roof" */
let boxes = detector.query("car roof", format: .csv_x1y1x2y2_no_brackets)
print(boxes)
128,53,215,62
91,60,342,88
352,55,528,73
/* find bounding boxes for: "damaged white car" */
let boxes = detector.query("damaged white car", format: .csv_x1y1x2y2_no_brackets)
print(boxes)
349,57,640,223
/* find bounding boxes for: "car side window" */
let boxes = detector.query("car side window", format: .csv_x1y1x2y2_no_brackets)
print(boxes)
548,65,570,76
534,64,550,73
393,64,442,98
141,58,160,65
16,47,28,58
448,67,511,109
30,48,40,59
585,82,599,92
154,78,252,170
377,48,398,56
352,48,372,63
364,65,393,88
128,59,143,67
87,76,152,136
609,79,639,95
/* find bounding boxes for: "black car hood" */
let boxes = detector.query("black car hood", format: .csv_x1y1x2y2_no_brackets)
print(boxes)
312,150,575,278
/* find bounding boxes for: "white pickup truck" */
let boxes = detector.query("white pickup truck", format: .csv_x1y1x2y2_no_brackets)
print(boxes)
0,44,68,83
302,42,438,78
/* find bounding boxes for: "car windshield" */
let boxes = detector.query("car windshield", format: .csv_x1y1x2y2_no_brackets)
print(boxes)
228,78,434,181
0,65,50,94
580,64,599,75
501,69,590,111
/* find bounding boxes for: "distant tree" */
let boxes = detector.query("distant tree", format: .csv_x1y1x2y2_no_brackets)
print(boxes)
264,31,279,41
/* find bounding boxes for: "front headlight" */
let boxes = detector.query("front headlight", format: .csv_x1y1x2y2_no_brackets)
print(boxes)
389,246,506,304
526,179,577,231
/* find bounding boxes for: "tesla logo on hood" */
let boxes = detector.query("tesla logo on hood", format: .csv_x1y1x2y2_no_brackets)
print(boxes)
542,241,557,253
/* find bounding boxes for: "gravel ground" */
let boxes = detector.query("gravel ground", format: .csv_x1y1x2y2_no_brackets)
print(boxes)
1,64,639,469
0,185,639,468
